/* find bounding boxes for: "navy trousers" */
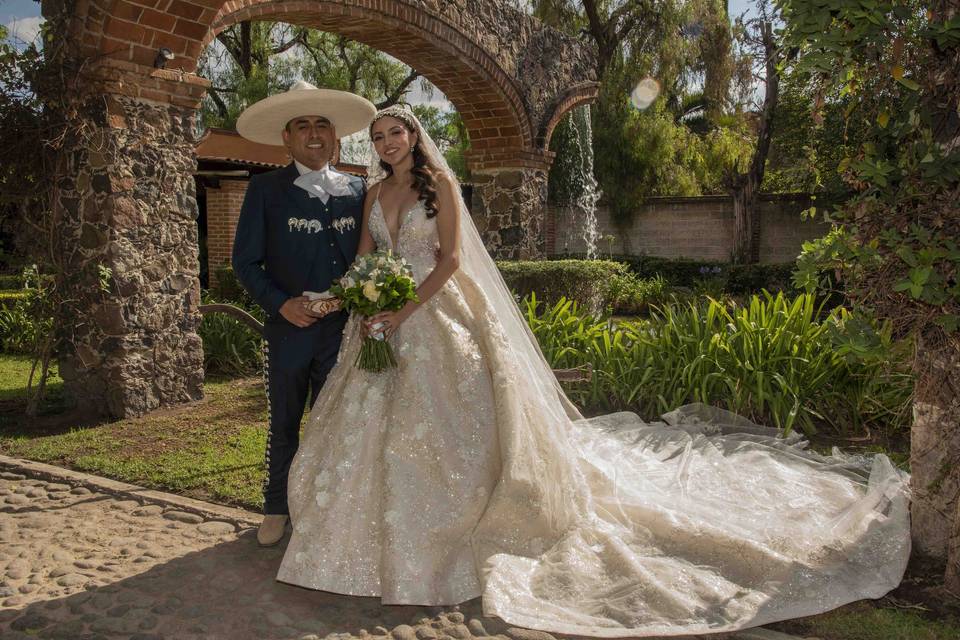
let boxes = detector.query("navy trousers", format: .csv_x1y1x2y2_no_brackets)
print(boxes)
262,311,348,515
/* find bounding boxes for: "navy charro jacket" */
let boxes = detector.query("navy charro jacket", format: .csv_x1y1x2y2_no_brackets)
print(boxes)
231,163,365,321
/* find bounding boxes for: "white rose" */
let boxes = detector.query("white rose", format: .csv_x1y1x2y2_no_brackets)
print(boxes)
363,281,381,303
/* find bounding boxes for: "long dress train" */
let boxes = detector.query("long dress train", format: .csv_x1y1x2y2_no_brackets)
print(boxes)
277,198,910,637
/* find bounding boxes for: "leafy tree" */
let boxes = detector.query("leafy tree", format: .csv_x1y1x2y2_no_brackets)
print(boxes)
411,105,470,180
201,22,302,129
198,21,470,179
535,0,754,217
723,0,791,263
296,31,420,107
201,22,421,130
0,14,102,415
781,0,960,589
588,85,719,212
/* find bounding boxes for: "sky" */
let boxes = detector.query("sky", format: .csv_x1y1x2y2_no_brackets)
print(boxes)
1,0,42,44
1,0,759,110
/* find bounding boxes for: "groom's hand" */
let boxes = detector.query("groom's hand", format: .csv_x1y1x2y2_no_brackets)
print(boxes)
280,296,318,328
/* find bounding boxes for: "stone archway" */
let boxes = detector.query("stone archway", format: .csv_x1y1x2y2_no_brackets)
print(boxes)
49,0,598,417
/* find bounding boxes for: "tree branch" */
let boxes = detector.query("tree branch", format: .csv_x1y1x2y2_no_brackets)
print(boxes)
215,29,241,65
377,69,421,109
207,87,229,120
272,27,306,56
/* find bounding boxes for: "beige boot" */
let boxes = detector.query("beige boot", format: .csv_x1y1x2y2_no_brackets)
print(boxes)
257,514,288,546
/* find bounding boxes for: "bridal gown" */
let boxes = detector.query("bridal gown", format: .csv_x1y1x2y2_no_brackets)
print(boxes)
277,199,911,637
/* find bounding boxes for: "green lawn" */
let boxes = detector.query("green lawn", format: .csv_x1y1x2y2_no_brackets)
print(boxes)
0,357,269,509
773,601,960,640
0,354,64,403
0,354,957,639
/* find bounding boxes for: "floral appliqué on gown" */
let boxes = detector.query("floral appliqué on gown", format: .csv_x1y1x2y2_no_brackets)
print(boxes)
278,199,911,637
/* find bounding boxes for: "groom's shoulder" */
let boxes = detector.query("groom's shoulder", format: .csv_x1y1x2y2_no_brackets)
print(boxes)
254,164,293,185
245,164,293,195
331,167,366,195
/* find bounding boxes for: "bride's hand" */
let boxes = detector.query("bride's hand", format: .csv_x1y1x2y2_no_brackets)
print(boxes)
366,304,415,338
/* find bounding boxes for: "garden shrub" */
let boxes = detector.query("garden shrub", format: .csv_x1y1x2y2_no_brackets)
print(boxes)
0,274,22,289
525,292,912,438
0,291,50,354
497,259,667,315
208,265,259,312
198,292,264,376
200,269,265,376
606,273,668,315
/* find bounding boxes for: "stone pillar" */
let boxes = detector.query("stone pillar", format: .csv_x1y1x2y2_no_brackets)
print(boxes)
466,150,554,260
55,66,208,419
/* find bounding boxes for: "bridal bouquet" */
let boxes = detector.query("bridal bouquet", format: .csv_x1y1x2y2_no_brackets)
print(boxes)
330,250,419,372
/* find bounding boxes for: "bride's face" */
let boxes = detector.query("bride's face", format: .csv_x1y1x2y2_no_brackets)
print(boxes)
371,116,418,166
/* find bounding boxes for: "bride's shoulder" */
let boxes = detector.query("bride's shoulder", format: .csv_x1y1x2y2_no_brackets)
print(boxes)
433,171,458,203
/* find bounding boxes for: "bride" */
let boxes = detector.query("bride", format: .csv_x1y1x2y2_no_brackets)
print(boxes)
276,105,911,637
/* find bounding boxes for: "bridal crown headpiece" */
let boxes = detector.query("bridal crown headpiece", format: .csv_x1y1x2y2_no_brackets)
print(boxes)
371,103,418,132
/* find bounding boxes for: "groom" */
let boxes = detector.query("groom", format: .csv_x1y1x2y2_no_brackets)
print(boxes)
232,81,376,546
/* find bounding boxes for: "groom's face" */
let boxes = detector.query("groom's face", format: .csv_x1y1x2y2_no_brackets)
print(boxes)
283,115,336,170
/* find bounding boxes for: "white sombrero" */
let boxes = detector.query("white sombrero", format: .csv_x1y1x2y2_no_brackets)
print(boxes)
236,80,376,145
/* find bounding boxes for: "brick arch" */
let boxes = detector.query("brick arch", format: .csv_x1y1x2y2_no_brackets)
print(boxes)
539,83,601,149
76,0,535,154
50,0,600,417
204,0,533,153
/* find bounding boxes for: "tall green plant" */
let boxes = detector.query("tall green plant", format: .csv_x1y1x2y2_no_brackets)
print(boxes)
198,293,264,376
526,292,911,437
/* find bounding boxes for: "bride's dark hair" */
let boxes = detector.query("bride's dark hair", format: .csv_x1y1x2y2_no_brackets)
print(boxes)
371,110,440,219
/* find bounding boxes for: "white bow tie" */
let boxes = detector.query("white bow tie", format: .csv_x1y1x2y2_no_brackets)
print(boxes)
293,167,353,204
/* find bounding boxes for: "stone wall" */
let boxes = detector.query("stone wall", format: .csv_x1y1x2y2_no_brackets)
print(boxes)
56,94,204,418
548,195,829,264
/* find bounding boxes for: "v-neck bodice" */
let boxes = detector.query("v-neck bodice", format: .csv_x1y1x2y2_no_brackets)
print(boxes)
371,198,422,250
369,198,438,284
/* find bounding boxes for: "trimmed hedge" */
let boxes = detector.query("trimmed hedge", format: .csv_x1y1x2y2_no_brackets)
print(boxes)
498,260,669,315
0,290,26,310
496,259,628,314
212,261,633,313
554,254,797,295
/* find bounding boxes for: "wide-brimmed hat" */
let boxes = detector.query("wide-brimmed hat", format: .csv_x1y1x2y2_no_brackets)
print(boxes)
236,80,376,145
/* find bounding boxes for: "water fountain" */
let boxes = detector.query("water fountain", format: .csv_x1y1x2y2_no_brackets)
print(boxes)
558,105,602,259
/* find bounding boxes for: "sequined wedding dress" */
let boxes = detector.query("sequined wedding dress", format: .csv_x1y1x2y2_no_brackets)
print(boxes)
277,195,910,637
